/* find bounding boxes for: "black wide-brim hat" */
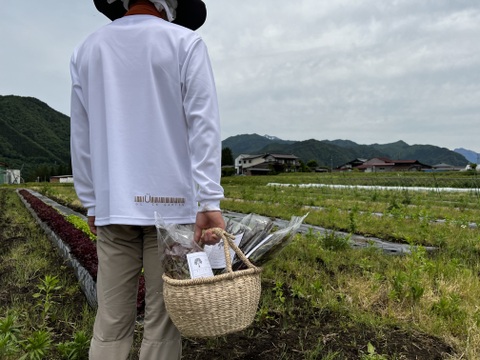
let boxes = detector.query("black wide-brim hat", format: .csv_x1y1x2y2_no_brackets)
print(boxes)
93,0,207,30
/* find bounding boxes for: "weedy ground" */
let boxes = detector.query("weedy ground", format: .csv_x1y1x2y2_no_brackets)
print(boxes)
2,171,480,359
0,188,94,359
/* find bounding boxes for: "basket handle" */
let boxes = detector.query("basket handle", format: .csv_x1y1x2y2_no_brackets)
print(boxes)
204,228,258,273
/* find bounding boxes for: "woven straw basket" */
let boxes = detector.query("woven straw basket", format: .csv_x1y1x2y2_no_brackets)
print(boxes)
162,229,262,338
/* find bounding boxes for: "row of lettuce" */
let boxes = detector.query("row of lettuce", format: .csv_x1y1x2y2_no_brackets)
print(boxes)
18,189,145,313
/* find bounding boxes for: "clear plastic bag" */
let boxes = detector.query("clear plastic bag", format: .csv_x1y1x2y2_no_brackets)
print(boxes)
228,213,308,270
155,213,207,280
234,214,274,256
243,213,309,267
156,212,308,276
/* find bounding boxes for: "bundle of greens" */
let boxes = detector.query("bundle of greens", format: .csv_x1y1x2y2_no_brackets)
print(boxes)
223,213,308,271
156,212,308,279
156,214,204,280
229,214,275,256
243,214,308,267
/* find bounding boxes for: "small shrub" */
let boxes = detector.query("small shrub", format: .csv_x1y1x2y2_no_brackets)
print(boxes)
57,331,90,360
321,231,351,251
19,330,52,360
33,275,62,327
0,313,21,359
360,342,388,360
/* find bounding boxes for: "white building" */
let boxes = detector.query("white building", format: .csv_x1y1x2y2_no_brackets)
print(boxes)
235,153,300,175
50,175,74,183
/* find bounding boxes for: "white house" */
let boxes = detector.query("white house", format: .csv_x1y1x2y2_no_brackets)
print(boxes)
0,162,22,184
235,153,300,175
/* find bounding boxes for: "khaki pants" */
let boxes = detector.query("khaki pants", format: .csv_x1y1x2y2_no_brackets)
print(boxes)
89,225,181,360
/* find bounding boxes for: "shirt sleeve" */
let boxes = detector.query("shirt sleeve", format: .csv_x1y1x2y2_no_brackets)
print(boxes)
181,39,224,211
70,51,96,216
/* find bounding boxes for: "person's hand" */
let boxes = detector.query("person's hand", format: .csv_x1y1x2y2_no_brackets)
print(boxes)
88,216,97,235
194,211,225,245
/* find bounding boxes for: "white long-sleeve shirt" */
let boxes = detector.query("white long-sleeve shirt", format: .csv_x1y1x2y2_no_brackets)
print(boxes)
70,14,224,226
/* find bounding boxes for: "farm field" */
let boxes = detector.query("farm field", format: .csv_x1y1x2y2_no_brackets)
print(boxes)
2,171,480,359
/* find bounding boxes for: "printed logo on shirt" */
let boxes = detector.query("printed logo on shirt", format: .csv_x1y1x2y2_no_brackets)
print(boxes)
134,194,186,206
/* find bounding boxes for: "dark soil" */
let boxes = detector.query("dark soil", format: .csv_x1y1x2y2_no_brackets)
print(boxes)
179,283,455,359
1,189,458,359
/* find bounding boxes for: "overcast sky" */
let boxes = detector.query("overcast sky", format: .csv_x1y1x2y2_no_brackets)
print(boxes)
2,0,479,152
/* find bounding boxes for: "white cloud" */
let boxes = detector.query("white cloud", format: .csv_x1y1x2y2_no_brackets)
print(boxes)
198,0,480,151
1,0,479,152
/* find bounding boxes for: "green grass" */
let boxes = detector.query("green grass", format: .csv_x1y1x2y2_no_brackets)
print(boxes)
7,171,480,358
223,173,480,358
0,188,95,359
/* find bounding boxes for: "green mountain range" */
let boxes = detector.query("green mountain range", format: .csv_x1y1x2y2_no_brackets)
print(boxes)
0,95,471,182
0,95,70,181
222,134,469,168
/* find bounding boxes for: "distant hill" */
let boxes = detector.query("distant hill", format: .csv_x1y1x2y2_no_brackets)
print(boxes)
0,95,472,182
222,133,296,155
0,95,70,181
454,148,479,164
222,134,469,168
